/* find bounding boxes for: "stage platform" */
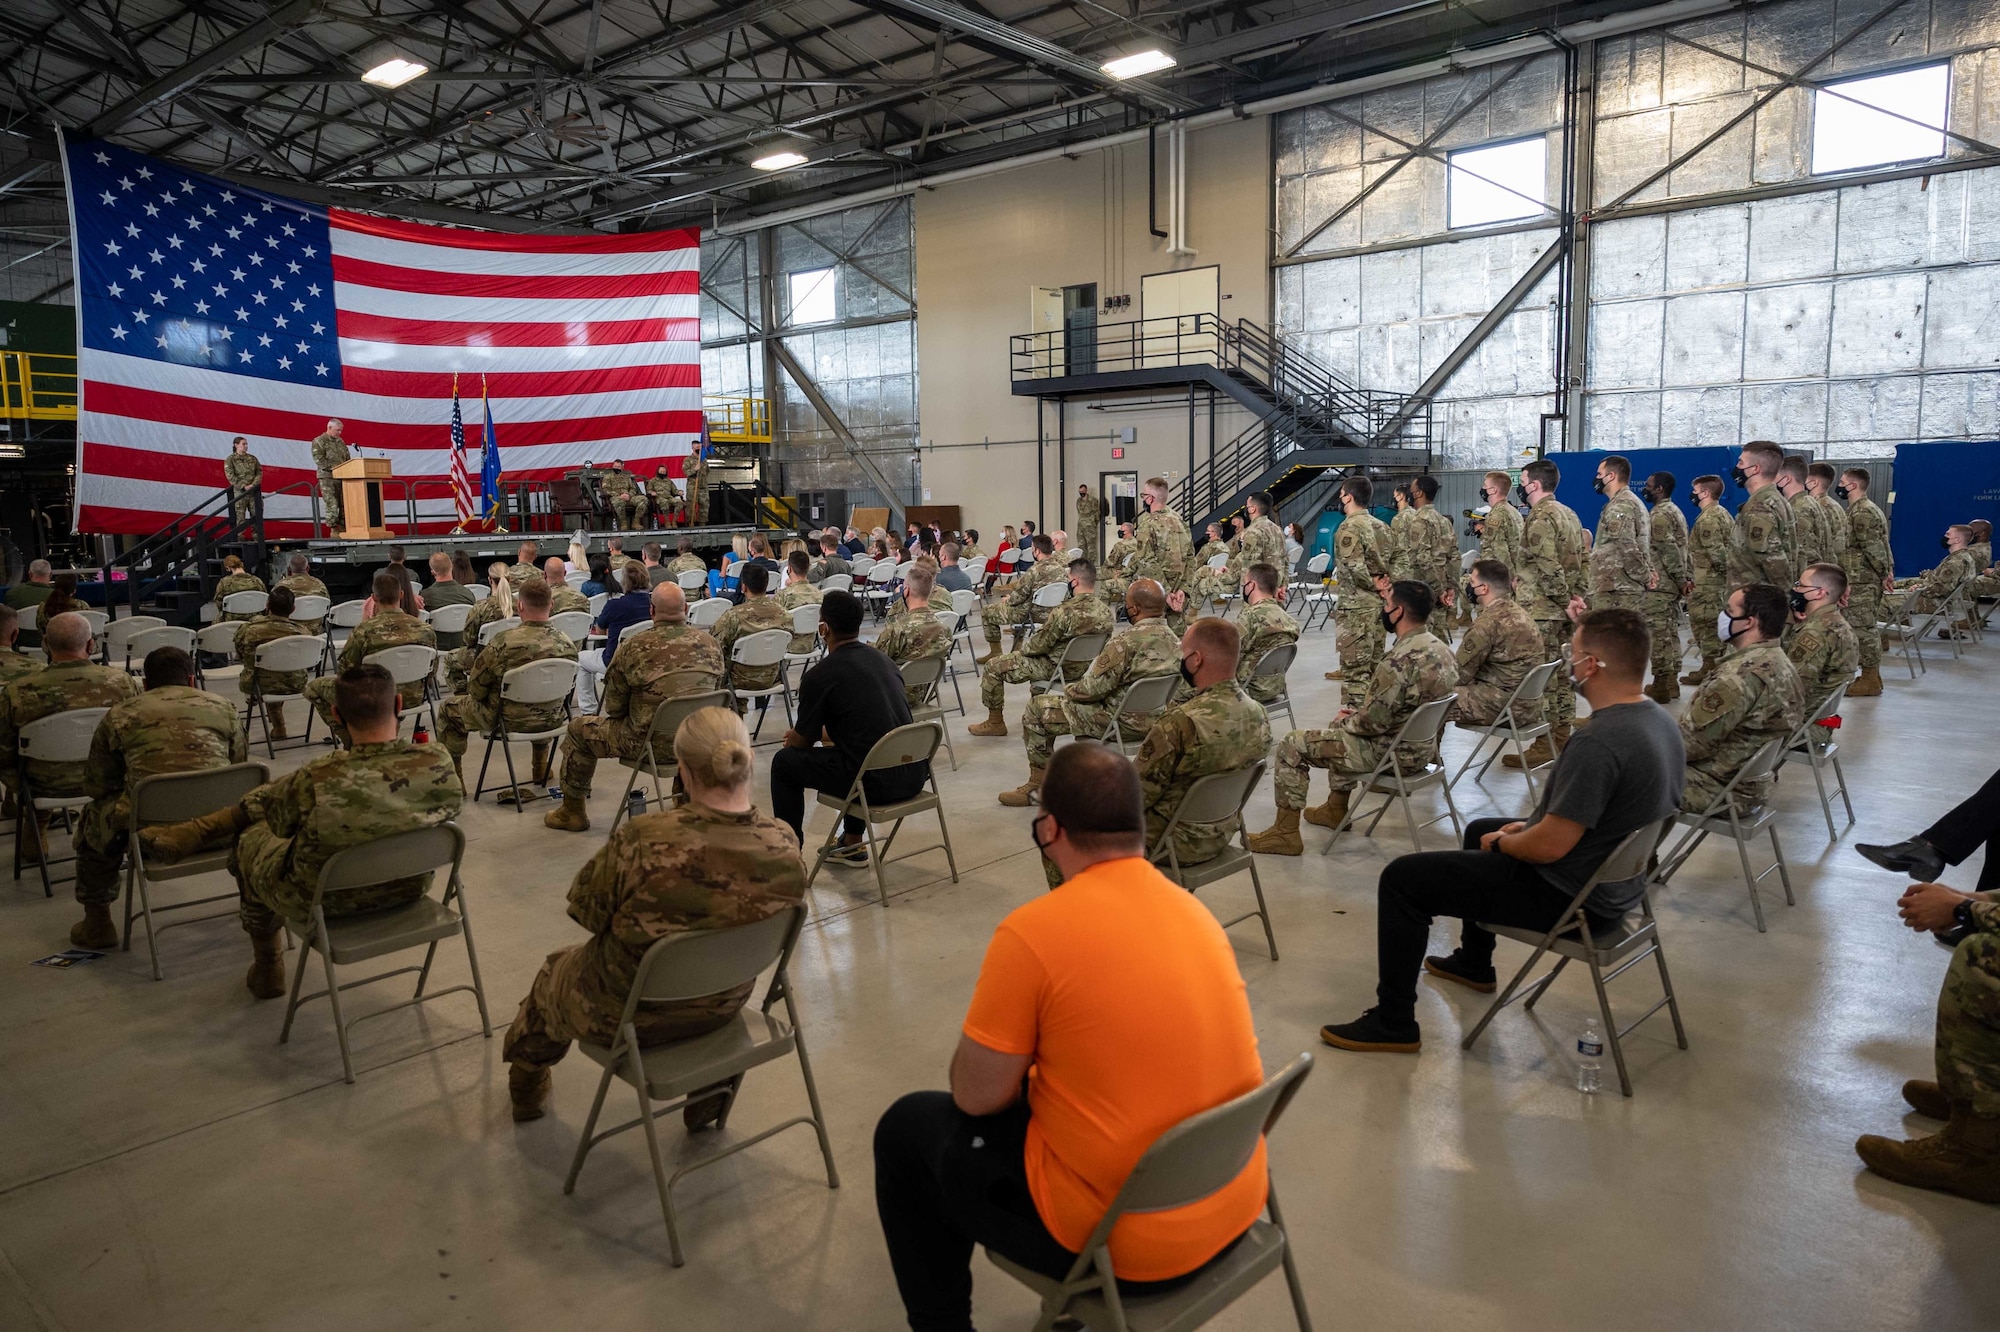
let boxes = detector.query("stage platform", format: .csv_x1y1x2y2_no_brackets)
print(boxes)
295,525,803,567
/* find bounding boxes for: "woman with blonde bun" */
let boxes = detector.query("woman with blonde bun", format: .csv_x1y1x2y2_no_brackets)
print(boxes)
503,706,806,1125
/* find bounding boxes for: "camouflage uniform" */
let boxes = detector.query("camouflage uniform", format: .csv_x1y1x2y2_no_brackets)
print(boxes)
1130,508,1195,631
1229,516,1288,586
447,593,515,689
304,608,435,747
1817,492,1850,567
1388,506,1421,582
1022,616,1179,766
981,593,1114,711
1647,497,1690,687
503,801,806,1070
986,554,1066,651
1273,631,1457,808
645,473,683,524
1478,499,1523,571
713,596,792,694
1843,496,1893,669
275,573,330,634
438,622,578,766
1589,487,1652,613
232,740,462,934
665,551,708,583
223,450,262,525
1790,489,1829,571
1679,640,1804,815
683,453,708,525
1935,899,2000,1117
1235,599,1301,704
775,579,825,654
310,430,350,529
600,467,643,530
1451,595,1543,727
234,613,313,701
1196,539,1231,569
1412,505,1460,639
548,584,591,617
1105,535,1136,574
876,601,952,707
1899,548,1978,615
505,562,540,587
1517,496,1588,735
1076,489,1105,564
0,660,140,799
558,624,724,796
213,571,267,622
0,648,40,690
74,686,246,906
1688,502,1735,675
1332,509,1393,692
1727,485,1796,592
1135,679,1271,867
1785,603,1860,717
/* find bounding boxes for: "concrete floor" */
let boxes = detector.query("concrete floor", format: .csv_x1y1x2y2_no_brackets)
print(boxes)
2,619,1996,1331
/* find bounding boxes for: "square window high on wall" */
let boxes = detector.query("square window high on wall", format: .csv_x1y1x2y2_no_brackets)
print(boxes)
1447,137,1548,230
1811,64,1949,175
789,267,838,325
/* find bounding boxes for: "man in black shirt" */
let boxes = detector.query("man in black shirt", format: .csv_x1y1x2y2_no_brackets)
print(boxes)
774,591,926,865
1321,608,1685,1054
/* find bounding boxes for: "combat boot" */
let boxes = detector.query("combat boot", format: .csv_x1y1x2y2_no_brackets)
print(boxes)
1646,678,1680,704
139,802,251,865
69,903,117,950
543,794,590,832
1680,661,1713,687
1847,666,1884,698
17,814,50,865
1246,808,1304,856
1302,790,1349,830
530,743,553,787
1501,737,1555,771
509,1064,552,1122
997,767,1044,808
967,707,1009,738
267,706,289,740
1856,1106,2000,1203
1323,668,1344,681
244,929,287,1000
1549,724,1571,753
1904,1079,1950,1120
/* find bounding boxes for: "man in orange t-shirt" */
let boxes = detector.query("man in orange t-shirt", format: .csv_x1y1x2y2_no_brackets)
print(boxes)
872,742,1268,1331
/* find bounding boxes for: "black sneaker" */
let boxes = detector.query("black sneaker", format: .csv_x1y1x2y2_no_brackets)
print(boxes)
1319,1009,1421,1053
1424,951,1498,993
825,840,870,867
1856,838,1946,881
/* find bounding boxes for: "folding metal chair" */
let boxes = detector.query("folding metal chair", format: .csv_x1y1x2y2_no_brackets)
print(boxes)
289,594,331,634
100,615,164,668
1096,672,1183,757
478,615,523,646
221,590,269,620
122,762,271,980
586,592,609,617
364,644,441,740
728,628,795,741
676,570,708,598
1030,631,1109,698
277,824,491,1084
427,603,473,651
1653,739,1793,932
784,603,823,682
466,584,491,604
863,563,899,619
899,654,958,771
1323,695,1464,854
243,635,325,757
689,598,728,629
121,625,198,675
76,609,110,640
1017,578,1070,642
1778,681,1854,842
323,599,367,667
13,708,110,896
471,658,575,808
549,610,595,644
562,903,839,1267
1447,660,1558,799
1879,587,1954,678
987,1052,1316,1332
930,609,971,713
610,685,733,833
1149,760,1279,960
803,721,957,907
818,574,853,594
1248,641,1298,734
1461,817,1685,1098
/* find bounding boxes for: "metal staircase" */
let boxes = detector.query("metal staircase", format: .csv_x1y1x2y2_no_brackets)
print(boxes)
107,487,274,627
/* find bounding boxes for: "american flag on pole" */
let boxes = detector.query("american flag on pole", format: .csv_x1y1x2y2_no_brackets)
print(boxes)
448,375,473,529
61,137,702,536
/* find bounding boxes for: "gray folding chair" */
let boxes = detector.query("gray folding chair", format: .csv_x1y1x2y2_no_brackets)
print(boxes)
1448,660,1558,799
1322,695,1464,854
803,721,957,908
1778,682,1854,842
14,708,110,896
101,615,165,668
610,684,734,832
784,603,824,678
194,621,243,685
1878,587,1951,678
818,574,853,594
898,655,959,771
729,628,796,741
243,635,326,757
1461,817,1685,1098
1248,641,1298,734
549,610,595,645
121,625,198,675
221,589,269,619
987,1052,1316,1332
677,569,709,597
1031,632,1110,697
323,599,367,667
364,643,441,740
932,609,970,712
561,902,838,1267
427,602,473,651
478,615,522,646
471,658,575,808
277,823,491,1084
1148,760,1278,960
122,762,271,980
689,597,728,629
1653,738,1792,932
289,594,331,630
1097,672,1183,757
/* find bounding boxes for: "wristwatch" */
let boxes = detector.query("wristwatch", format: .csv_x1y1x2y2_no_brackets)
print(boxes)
1955,899,1977,931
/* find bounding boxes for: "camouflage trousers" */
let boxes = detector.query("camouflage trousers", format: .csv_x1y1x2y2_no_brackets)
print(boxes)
1938,930,2000,1116
437,696,553,774
557,714,643,796
981,652,1055,711
983,600,1045,649
305,674,426,747
1680,765,1773,819
1335,606,1384,697
1535,617,1576,735
1022,694,1124,767
608,495,646,530
1272,726,1385,809
1689,579,1726,670
1644,589,1684,683
1452,682,1542,729
231,486,256,525
317,470,342,528
231,823,425,935
1147,810,1236,872
1843,584,1883,669
73,794,134,907
504,945,743,1070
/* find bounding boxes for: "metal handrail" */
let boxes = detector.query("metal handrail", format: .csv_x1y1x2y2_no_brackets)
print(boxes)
0,351,78,423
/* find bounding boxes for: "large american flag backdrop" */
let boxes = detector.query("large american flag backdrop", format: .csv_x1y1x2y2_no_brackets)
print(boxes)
62,138,702,536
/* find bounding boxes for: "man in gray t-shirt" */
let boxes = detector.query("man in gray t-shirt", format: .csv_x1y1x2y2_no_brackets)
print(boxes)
1321,607,1684,1055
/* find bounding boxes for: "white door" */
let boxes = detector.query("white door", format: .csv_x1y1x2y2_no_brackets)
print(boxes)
1028,286,1063,377
1140,266,1221,367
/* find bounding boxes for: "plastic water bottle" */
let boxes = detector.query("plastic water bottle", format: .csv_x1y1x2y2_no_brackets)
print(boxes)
1576,1018,1604,1094
628,788,649,820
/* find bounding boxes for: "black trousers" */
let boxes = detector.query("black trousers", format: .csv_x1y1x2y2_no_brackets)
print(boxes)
1921,765,2000,891
1374,817,1587,1022
770,745,926,843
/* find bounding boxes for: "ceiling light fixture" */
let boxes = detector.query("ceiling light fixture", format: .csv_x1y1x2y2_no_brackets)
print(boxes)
751,149,810,171
360,48,429,89
1101,49,1177,79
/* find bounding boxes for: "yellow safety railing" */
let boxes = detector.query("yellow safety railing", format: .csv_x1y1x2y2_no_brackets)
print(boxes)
704,394,773,444
0,351,78,424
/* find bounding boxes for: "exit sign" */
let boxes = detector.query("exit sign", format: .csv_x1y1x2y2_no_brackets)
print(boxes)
1111,447,1125,459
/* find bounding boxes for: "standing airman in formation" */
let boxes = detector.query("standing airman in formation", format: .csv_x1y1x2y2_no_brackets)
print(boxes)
1327,475,1393,693
1728,440,1797,592
1684,474,1735,686
224,436,262,526
1641,470,1690,703
1838,466,1893,697
1778,456,1829,571
1505,459,1587,766
1075,483,1105,565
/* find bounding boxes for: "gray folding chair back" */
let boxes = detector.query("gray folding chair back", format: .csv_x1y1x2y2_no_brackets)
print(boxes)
612,686,735,831
1101,672,1182,755
195,621,243,661
1149,760,1279,959
247,634,329,755
1249,641,1298,732
730,628,797,741
278,823,491,1084
549,610,595,643
587,592,609,617
804,721,958,907
478,615,522,645
988,1051,1315,1332
689,597,727,628
1462,817,1685,1097
1032,580,1069,610
77,609,111,638
221,590,269,617
1323,694,1463,854
791,604,823,638
1450,659,1559,797
123,625,198,672
364,643,441,736
1037,631,1109,696
471,658,576,806
14,708,112,896
125,762,271,979
290,594,330,624
677,570,708,595
467,584,491,603
1781,682,1855,841
427,603,472,636
1654,737,1793,932
562,902,839,1266
102,615,165,665
900,654,958,771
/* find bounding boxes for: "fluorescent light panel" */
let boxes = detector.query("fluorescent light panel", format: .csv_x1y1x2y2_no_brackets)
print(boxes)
361,57,428,88
752,149,810,171
1101,49,1176,79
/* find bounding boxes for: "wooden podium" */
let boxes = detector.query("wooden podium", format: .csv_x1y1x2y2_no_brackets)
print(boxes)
333,458,394,539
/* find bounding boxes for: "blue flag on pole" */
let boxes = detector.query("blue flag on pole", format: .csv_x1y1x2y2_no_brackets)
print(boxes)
479,375,502,522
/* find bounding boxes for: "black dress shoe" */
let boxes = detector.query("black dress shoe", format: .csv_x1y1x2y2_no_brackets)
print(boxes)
1320,1009,1421,1053
1856,838,1947,881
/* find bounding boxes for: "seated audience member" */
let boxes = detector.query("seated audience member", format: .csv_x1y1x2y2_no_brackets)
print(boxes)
959,529,983,560
1135,617,1270,868
70,646,245,947
1896,523,1981,617
574,564,655,713
6,558,55,649
138,665,461,998
424,552,476,650
507,706,805,1124
1320,608,1684,1053
541,558,592,614
234,587,311,738
935,543,972,594
665,537,707,582
450,563,516,689
776,550,827,655
640,542,670,589
581,558,610,599
809,533,852,585
1234,561,1300,704
212,555,267,621
713,563,791,705
1452,559,1543,728
0,603,39,690
35,573,85,636
305,571,435,747
1681,583,1805,816
437,577,578,790
0,611,140,863
773,592,921,865
875,562,952,706
873,743,1268,1331
450,549,479,590
1859,766,2000,894
506,541,541,585
1785,562,1859,716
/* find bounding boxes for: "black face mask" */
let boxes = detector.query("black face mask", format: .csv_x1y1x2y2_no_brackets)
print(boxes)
1030,817,1054,858
1379,608,1398,634
1788,589,1810,615
1835,484,1850,500
1178,657,1197,688
1516,482,1532,504
1942,537,1952,551
1591,476,1607,495
1464,582,1480,606
1478,487,1492,504
1731,465,1749,487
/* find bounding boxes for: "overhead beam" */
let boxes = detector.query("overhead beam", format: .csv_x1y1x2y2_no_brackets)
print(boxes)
83,0,325,138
